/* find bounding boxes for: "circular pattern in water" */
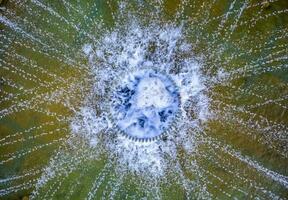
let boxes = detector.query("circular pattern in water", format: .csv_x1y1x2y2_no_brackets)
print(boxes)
111,70,180,141
1,0,288,199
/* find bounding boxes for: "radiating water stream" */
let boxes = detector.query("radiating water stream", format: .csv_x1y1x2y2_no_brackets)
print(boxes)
0,0,288,199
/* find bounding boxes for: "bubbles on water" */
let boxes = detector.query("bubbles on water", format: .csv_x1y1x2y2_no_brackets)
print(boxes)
1,0,288,199
67,21,208,180
111,69,180,140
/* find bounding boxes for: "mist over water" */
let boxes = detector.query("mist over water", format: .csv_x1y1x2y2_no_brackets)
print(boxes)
0,0,288,199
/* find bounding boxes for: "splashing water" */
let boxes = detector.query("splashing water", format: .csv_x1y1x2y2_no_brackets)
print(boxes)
110,69,180,140
0,0,288,199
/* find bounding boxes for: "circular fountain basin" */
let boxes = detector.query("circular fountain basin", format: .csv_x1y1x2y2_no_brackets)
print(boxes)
111,70,179,141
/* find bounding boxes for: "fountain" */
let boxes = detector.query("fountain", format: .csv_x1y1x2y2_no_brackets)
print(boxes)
0,0,288,199
110,69,180,141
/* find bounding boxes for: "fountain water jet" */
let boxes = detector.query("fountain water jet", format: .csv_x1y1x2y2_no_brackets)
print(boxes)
0,0,288,199
110,69,180,141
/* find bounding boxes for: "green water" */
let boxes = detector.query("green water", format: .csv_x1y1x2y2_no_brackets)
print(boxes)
1,0,288,199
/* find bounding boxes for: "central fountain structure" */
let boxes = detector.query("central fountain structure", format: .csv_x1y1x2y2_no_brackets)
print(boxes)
111,70,180,141
1,0,288,199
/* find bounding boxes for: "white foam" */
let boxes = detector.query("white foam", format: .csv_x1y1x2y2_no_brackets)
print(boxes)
70,107,109,147
111,70,180,139
71,22,208,177
136,77,173,108
82,44,93,56
111,136,167,177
